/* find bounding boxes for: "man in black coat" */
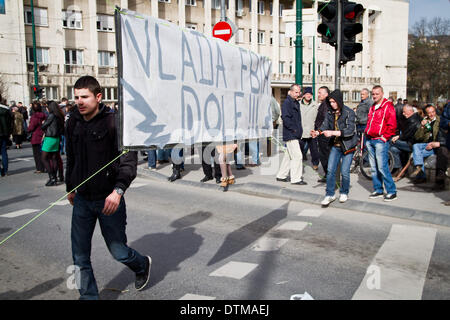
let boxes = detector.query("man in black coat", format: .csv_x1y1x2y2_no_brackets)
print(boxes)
390,104,421,173
275,84,307,185
314,86,331,182
66,76,151,300
0,96,12,176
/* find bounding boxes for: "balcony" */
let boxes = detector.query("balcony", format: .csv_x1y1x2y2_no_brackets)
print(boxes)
64,64,95,74
27,63,59,73
98,66,118,76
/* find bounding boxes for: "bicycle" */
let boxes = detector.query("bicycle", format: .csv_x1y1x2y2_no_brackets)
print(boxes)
351,134,395,180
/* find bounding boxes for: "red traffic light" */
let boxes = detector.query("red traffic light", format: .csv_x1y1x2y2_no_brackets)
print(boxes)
343,3,364,20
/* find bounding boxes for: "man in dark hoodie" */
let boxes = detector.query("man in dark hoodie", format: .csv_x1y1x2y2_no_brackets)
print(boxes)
66,76,151,299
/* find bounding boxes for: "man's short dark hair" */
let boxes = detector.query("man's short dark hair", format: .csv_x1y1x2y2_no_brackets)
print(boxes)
372,85,383,92
424,104,436,113
319,86,330,94
74,76,102,96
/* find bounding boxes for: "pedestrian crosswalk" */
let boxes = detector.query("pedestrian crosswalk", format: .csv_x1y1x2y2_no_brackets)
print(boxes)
179,205,439,300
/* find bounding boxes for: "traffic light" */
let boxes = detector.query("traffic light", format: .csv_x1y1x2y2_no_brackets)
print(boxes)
317,0,338,46
340,0,364,64
32,85,44,99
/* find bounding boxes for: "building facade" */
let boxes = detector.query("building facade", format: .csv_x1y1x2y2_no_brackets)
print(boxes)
0,0,409,106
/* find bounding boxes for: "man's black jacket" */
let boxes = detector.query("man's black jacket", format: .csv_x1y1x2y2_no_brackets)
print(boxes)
65,104,137,201
281,95,303,142
399,112,421,145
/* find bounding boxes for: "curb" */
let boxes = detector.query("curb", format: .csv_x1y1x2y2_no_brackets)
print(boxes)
137,166,450,228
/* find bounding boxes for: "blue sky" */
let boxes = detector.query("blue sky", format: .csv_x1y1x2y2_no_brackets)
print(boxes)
409,0,450,29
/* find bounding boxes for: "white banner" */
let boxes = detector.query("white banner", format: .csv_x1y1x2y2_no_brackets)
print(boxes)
118,10,273,148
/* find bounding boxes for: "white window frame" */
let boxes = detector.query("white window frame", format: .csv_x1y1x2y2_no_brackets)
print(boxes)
186,0,196,6
279,33,285,46
97,14,114,32
67,86,74,101
63,10,82,29
279,3,284,17
45,87,58,100
24,6,48,26
159,0,171,2
236,0,244,15
212,0,221,9
342,91,349,102
26,47,49,64
257,31,265,44
279,61,285,74
65,49,83,65
98,51,116,67
102,87,118,101
258,1,265,15
352,91,361,102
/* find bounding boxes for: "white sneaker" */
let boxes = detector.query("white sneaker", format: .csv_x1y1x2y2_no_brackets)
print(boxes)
321,195,336,206
339,194,348,203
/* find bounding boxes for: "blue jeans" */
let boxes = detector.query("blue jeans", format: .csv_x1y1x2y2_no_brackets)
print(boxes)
235,142,245,168
147,149,156,168
157,149,170,161
248,140,260,164
390,139,411,169
71,194,147,300
412,142,436,174
326,146,354,196
366,139,397,195
0,137,8,174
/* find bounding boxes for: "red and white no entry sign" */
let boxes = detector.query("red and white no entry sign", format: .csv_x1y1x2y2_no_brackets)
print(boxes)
212,21,233,42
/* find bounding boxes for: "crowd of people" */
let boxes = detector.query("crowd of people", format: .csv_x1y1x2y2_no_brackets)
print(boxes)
277,84,449,206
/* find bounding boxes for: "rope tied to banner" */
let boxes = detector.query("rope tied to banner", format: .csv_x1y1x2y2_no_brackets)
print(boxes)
0,149,130,247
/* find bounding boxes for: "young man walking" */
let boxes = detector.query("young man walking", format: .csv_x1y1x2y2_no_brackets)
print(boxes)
364,85,398,201
66,76,151,300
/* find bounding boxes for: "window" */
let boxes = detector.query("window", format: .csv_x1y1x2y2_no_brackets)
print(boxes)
159,0,170,2
318,63,322,75
97,15,114,32
212,0,221,9
102,87,118,101
279,3,284,17
342,91,349,102
24,6,48,26
258,1,264,15
186,23,197,30
352,91,361,102
270,2,272,16
289,62,293,74
45,87,58,100
326,64,330,76
308,63,312,75
289,37,294,47
63,10,82,29
67,86,74,100
65,49,83,65
257,31,265,44
236,28,245,43
186,0,196,6
270,32,273,45
279,61,285,74
26,47,49,64
236,0,244,15
98,51,116,67
358,66,362,77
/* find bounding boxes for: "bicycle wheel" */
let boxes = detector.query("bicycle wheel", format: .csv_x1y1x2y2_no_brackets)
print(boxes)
359,150,372,180
387,150,395,173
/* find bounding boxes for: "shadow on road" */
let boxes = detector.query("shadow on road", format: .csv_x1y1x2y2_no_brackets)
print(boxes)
99,211,211,300
0,278,64,300
207,202,289,266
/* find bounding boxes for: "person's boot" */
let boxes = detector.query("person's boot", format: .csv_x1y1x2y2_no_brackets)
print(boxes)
168,164,182,182
45,173,57,186
410,165,423,178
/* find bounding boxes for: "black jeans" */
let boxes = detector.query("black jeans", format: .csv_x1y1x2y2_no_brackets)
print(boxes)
301,137,320,166
436,146,449,179
32,144,45,172
200,145,221,179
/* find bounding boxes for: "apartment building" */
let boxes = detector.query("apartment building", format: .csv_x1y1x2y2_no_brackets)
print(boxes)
0,0,409,107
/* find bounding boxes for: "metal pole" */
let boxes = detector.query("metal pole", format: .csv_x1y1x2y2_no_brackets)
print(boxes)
335,0,342,90
30,0,38,87
220,0,226,21
295,0,303,85
313,36,316,100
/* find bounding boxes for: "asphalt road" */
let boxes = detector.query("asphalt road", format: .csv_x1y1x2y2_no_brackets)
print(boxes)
1,144,449,300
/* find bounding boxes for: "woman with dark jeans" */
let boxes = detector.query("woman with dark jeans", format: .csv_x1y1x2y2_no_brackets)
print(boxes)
41,101,65,186
27,102,47,173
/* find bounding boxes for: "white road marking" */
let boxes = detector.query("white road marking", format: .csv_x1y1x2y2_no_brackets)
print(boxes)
1,209,39,218
251,237,289,252
209,261,258,280
51,200,70,206
352,224,437,300
275,221,309,231
297,209,324,217
179,293,216,300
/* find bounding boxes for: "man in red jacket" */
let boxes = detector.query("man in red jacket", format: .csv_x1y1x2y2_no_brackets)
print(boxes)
364,86,398,201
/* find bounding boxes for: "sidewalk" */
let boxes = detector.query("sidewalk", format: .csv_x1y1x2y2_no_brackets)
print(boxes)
137,150,450,228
